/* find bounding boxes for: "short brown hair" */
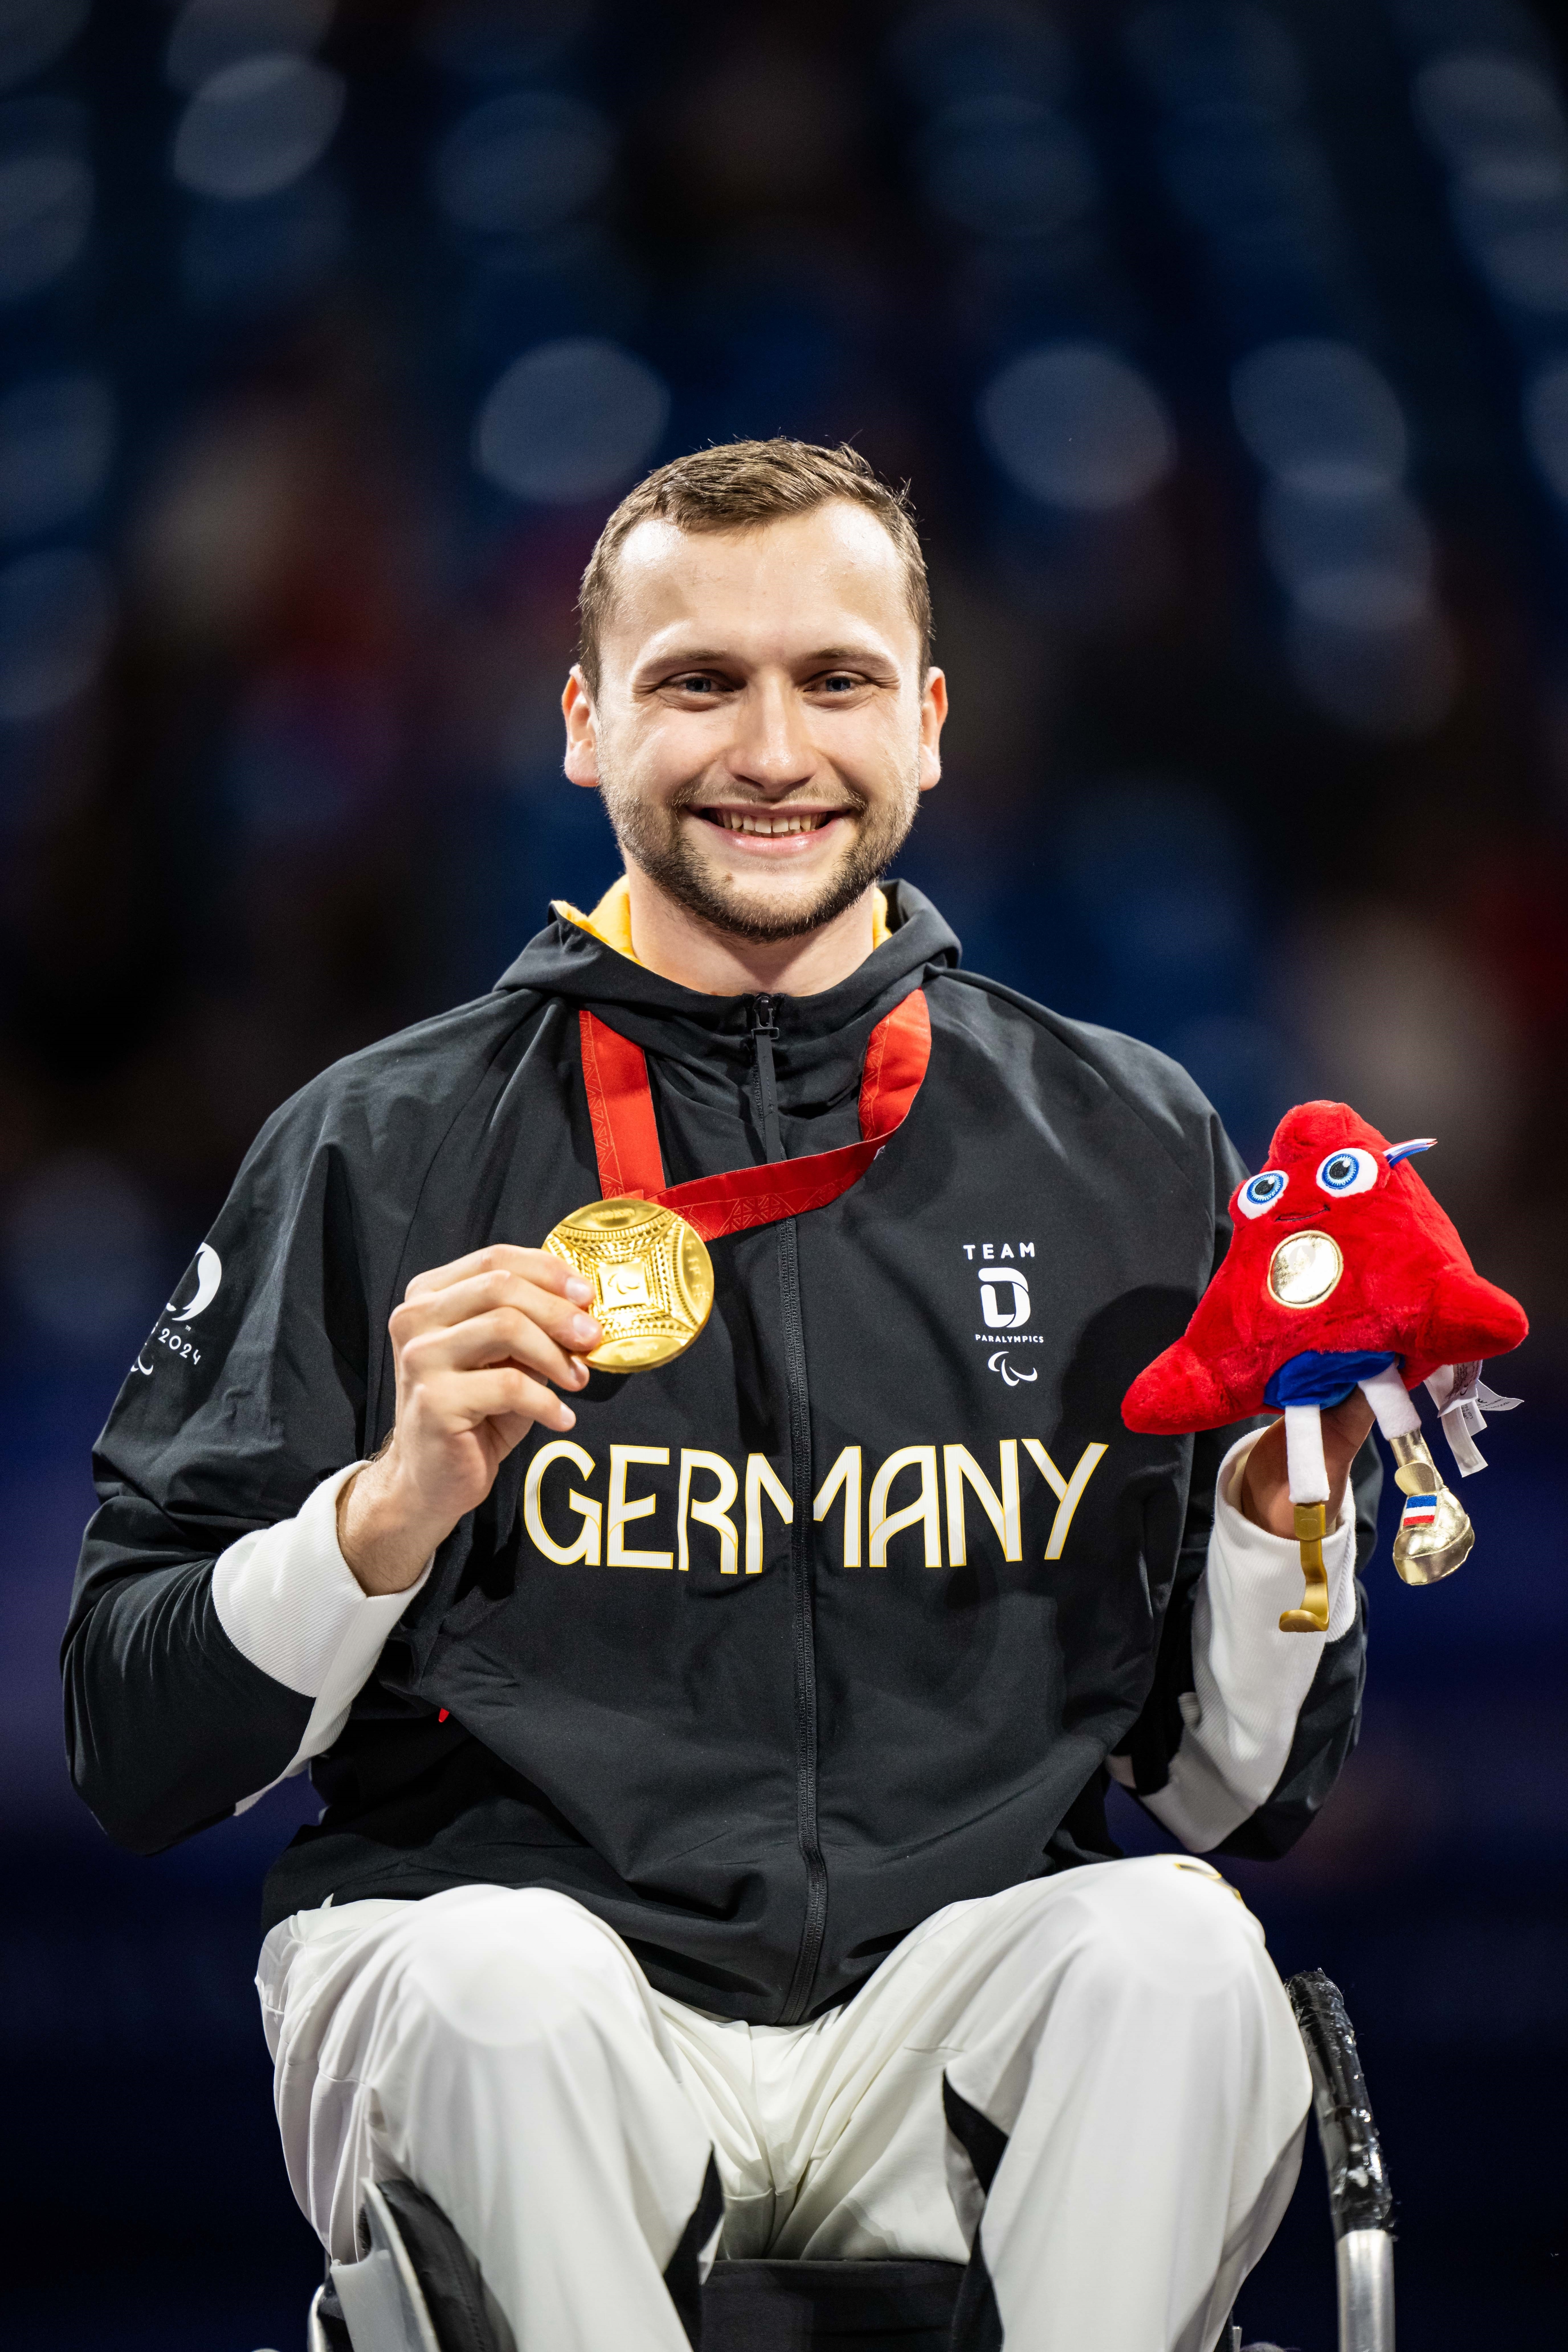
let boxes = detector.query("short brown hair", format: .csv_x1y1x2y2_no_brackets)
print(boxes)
577,438,932,693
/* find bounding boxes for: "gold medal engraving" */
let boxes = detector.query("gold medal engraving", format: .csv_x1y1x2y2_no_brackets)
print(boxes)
542,1198,714,1372
1266,1229,1343,1308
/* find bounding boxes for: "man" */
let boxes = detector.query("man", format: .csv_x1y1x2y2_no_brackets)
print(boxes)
65,440,1378,2352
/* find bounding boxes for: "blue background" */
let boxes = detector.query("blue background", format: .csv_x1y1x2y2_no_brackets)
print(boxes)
0,3,1563,2346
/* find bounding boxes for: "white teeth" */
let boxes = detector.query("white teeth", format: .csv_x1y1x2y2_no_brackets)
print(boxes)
713,811,826,835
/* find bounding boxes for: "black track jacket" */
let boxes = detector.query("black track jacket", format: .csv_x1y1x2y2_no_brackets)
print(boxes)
64,884,1373,2025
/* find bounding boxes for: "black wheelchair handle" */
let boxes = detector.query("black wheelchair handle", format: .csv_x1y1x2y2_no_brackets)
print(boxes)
1287,1968,1395,2239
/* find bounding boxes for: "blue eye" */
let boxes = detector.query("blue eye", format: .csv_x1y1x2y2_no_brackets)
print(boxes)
1237,1170,1287,1219
1316,1147,1378,1197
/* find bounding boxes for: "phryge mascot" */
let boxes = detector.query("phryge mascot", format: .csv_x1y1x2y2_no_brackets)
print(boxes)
1123,1102,1529,1631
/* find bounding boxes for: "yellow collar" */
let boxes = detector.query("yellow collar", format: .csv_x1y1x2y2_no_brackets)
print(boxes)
553,875,892,968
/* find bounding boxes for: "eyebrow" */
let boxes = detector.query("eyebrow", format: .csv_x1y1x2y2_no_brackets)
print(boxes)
636,644,893,677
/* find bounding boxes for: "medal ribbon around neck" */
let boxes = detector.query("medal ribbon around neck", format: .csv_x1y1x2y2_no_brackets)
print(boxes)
580,987,931,1235
543,989,931,1370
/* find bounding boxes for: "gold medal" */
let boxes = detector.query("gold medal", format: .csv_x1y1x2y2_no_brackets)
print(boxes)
542,1197,715,1372
1267,1229,1343,1307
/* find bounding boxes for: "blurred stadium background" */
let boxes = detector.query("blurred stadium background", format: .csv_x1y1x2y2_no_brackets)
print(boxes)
0,1,1563,2345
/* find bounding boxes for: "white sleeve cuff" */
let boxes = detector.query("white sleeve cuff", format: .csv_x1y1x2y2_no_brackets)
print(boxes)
214,1463,432,1790
1134,1427,1359,1853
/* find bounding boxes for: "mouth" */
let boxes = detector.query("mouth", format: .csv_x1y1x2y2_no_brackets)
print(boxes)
1275,1207,1331,1224
698,807,844,835
689,805,854,855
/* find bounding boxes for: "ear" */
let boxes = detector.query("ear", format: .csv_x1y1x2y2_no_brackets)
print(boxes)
917,667,947,792
562,666,601,788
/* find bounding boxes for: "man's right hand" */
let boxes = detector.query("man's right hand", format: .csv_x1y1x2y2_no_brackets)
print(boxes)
339,1247,602,1596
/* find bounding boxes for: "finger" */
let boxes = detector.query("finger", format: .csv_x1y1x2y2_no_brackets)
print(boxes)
394,1272,602,1358
1245,1418,1287,1481
461,1271,604,1350
1237,1419,1292,1536
438,1366,577,1433
487,1408,538,1459
1321,1401,1376,1474
447,1305,599,1388
404,1245,594,1309
405,1308,596,1394
509,1279,603,1354
1325,1391,1377,1441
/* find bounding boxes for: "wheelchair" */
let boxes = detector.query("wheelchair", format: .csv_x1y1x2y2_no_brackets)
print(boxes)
306,1970,1392,2352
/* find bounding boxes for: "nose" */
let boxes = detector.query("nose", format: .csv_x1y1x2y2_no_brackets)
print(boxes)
726,675,817,794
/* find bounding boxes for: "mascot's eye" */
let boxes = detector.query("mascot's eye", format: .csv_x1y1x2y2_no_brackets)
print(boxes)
1316,1146,1379,1197
1237,1170,1288,1218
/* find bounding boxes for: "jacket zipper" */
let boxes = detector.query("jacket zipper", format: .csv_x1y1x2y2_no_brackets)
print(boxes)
748,993,828,2025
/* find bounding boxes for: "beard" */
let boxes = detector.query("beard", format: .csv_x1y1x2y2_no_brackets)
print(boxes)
599,773,922,945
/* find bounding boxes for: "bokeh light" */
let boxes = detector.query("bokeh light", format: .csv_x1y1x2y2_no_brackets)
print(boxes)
1522,352,1568,500
978,344,1176,511
1232,341,1409,497
1262,482,1432,628
0,543,113,720
474,335,670,501
432,89,615,237
917,97,1099,241
1229,336,1454,735
0,0,88,95
1286,604,1458,739
0,98,90,300
165,0,334,92
171,51,343,200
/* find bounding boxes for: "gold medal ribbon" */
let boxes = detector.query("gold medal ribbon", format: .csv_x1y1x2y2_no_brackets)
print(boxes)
579,989,931,1238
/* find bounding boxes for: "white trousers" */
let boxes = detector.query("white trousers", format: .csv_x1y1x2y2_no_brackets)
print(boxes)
258,1856,1310,2352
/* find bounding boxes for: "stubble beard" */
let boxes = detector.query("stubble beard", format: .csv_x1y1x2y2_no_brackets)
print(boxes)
599,773,922,945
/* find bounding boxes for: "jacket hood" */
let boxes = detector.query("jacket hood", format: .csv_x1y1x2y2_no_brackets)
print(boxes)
493,878,962,1099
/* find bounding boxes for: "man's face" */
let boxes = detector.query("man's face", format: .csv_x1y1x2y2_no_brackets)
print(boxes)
562,500,947,944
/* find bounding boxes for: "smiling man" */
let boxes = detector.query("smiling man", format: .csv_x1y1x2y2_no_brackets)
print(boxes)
66,441,1377,2352
561,478,945,985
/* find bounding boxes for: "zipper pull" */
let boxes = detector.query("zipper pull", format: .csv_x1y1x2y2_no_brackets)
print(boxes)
747,993,784,1158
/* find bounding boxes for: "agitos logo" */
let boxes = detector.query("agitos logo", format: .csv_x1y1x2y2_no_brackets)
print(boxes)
522,1436,1109,1576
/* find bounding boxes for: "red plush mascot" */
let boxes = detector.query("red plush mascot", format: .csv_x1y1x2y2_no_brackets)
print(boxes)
1123,1102,1528,1634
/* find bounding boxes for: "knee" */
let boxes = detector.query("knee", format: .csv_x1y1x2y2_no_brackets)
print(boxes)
395,1888,642,2057
1051,1857,1267,2002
